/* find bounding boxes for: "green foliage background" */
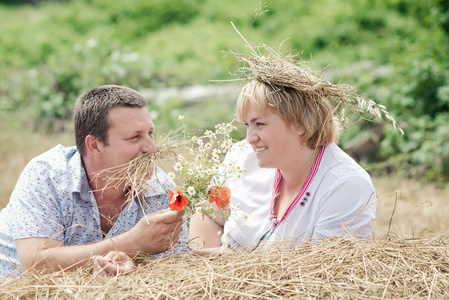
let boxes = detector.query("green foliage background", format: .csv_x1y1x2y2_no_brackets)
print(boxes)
0,0,448,184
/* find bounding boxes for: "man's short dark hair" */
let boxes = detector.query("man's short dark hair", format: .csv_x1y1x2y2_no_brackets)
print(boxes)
73,85,148,156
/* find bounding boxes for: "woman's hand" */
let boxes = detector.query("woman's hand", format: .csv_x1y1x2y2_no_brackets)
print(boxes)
93,251,135,276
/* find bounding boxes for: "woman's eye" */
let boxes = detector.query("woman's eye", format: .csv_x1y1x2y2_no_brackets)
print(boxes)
256,122,265,127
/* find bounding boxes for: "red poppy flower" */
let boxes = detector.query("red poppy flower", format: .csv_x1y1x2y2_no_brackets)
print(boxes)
208,186,231,210
168,186,189,212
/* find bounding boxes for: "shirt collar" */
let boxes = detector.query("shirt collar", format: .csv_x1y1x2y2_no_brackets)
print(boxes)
67,148,93,202
70,149,169,204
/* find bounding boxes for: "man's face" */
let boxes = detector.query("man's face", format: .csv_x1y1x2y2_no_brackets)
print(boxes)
98,106,156,170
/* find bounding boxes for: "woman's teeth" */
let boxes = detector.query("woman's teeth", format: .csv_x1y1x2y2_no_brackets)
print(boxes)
255,147,267,153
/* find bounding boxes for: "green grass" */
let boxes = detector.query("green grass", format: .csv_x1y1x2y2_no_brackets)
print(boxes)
0,0,448,181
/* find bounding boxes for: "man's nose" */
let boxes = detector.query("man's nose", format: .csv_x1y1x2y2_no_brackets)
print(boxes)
142,135,156,154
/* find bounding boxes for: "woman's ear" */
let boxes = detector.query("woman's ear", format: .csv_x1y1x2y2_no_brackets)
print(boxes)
297,127,305,136
85,135,102,159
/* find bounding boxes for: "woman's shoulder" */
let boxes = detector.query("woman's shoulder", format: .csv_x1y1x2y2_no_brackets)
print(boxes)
320,143,373,183
225,141,252,160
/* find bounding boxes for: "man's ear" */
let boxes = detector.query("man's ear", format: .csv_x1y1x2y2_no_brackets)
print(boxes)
85,135,103,159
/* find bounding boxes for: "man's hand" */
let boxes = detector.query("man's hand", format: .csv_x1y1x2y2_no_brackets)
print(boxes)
93,251,135,276
121,209,185,256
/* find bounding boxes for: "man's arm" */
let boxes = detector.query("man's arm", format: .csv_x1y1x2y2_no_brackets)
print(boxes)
15,209,184,274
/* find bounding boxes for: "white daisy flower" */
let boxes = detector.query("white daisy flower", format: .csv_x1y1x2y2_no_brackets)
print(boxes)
174,162,183,171
177,154,184,161
187,169,194,175
168,172,175,180
187,186,196,196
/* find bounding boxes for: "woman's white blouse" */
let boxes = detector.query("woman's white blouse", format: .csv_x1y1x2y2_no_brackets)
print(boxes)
221,142,376,251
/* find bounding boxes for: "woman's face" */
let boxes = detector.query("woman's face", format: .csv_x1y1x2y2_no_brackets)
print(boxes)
243,102,305,170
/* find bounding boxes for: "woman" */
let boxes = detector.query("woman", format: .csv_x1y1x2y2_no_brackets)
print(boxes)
189,55,378,252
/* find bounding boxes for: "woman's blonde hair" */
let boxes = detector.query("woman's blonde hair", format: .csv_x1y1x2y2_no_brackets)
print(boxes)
231,43,403,145
237,80,339,149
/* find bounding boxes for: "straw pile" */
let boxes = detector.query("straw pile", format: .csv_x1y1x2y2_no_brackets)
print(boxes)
2,235,448,299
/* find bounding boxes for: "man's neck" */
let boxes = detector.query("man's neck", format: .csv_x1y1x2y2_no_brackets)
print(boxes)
82,156,128,207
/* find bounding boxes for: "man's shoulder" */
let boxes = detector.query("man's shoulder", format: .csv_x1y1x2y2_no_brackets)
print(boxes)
24,145,80,177
31,145,78,163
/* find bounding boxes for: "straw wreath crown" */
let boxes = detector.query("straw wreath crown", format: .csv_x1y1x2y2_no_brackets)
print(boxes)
229,23,403,135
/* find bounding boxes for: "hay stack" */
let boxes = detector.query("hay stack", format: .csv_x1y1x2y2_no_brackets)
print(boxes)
2,236,448,299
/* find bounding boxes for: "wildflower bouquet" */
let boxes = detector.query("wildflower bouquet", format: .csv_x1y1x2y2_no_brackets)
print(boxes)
166,117,246,220
94,117,245,222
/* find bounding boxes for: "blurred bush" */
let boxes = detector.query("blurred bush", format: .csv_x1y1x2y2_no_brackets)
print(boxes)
0,0,448,183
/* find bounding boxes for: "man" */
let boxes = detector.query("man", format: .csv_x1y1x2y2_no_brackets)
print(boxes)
0,85,186,278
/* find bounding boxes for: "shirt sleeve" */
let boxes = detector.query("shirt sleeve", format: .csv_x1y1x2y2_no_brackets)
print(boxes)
312,175,376,239
8,160,66,241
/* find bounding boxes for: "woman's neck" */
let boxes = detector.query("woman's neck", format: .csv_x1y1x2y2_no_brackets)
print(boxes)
279,145,320,191
273,146,321,219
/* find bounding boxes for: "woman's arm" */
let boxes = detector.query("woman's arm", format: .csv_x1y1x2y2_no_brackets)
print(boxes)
189,201,227,249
